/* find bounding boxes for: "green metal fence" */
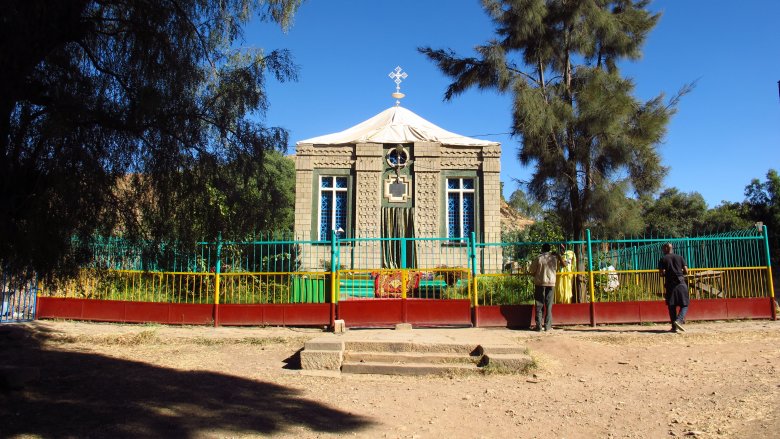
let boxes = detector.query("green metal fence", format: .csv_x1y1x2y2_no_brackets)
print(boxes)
41,227,775,307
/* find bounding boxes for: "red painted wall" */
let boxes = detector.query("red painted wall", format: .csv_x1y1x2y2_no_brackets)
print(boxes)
474,298,773,327
36,297,774,328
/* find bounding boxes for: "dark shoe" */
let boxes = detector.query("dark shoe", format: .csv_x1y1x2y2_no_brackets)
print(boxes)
533,327,542,332
673,320,686,332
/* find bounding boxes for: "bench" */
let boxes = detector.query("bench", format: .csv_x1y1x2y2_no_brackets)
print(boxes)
339,277,376,299
686,270,724,298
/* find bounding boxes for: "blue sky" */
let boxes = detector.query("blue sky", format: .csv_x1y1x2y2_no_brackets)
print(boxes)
251,0,780,208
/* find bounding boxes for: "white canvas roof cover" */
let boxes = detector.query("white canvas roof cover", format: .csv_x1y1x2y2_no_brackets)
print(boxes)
297,106,499,147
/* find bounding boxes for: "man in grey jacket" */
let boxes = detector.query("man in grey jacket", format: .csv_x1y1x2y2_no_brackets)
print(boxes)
530,243,565,331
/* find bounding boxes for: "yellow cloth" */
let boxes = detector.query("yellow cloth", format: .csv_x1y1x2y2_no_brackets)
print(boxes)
555,250,576,304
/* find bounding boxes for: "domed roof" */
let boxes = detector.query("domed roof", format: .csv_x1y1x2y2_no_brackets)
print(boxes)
297,106,499,147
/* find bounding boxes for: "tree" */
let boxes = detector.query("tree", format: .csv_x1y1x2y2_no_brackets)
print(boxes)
136,151,296,241
420,0,688,240
0,0,301,275
507,188,544,220
641,188,707,237
744,169,780,275
588,181,644,237
701,201,751,232
745,169,780,230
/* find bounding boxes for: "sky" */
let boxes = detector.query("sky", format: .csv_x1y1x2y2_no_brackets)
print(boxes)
249,0,780,208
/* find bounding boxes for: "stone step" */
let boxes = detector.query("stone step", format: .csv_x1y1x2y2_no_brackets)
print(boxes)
341,361,481,376
479,353,535,372
343,350,479,365
343,340,478,355
476,344,528,356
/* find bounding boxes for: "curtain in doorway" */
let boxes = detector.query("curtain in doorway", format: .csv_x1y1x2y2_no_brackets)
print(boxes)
381,207,416,269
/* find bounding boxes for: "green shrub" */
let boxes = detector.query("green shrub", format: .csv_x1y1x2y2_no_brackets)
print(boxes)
478,275,534,305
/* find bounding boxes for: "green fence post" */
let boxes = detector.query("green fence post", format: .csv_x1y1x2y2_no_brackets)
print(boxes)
470,232,478,327
330,230,338,327
587,229,595,327
762,225,776,320
214,231,222,327
400,236,408,303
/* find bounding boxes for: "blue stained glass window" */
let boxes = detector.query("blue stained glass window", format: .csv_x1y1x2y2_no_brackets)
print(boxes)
447,193,459,238
320,193,332,240
388,149,408,166
319,175,349,240
335,192,347,232
446,177,476,239
463,193,474,237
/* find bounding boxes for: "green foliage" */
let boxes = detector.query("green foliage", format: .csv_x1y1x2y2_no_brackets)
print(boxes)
744,169,780,282
641,188,708,237
588,182,644,238
507,189,544,220
421,0,689,240
137,151,296,245
701,201,752,232
503,217,565,263
478,275,535,305
745,169,780,231
0,0,302,277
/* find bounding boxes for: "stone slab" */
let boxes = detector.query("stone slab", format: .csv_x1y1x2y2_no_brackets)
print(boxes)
341,361,480,376
300,350,343,371
304,337,344,351
478,344,527,355
480,353,534,372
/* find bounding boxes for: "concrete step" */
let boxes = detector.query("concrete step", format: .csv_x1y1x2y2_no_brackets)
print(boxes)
343,340,478,355
341,361,481,376
300,335,532,375
343,351,479,365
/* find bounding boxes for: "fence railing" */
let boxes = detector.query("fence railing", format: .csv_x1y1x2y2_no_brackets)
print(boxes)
1,274,38,322
39,227,776,309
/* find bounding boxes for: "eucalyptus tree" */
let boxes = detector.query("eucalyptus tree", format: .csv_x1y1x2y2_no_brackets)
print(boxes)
0,0,301,275
420,0,688,239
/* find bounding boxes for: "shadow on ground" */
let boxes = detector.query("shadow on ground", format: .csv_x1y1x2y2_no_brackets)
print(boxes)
0,325,373,438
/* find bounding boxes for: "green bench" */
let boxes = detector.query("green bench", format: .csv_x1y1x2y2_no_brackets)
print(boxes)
339,277,375,298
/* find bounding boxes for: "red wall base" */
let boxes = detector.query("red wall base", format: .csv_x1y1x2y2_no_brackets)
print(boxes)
36,297,774,328
337,299,472,328
474,298,774,328
36,297,330,326
218,304,330,326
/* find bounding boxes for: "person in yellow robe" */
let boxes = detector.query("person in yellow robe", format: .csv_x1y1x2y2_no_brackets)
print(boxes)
555,249,577,304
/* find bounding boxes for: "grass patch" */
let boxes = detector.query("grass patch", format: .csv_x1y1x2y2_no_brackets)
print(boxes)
186,336,309,347
52,329,160,346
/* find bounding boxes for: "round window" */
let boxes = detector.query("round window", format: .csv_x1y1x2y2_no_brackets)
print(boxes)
387,147,409,167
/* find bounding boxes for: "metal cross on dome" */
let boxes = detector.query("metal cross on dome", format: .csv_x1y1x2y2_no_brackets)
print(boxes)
388,66,408,106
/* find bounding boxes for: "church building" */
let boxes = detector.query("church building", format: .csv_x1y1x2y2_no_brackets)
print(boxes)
294,68,502,272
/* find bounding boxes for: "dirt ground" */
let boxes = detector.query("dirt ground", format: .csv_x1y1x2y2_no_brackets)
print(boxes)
1,319,779,439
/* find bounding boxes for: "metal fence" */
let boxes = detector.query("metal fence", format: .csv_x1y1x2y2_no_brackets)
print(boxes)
475,228,773,306
1,273,37,322
37,227,775,309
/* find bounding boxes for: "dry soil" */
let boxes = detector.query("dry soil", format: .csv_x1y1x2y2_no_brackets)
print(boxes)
1,319,779,438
